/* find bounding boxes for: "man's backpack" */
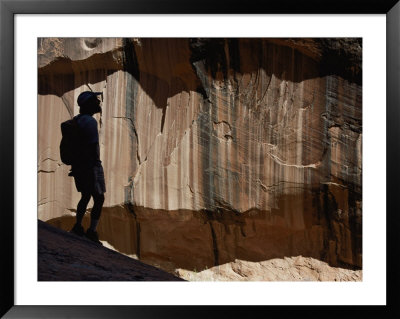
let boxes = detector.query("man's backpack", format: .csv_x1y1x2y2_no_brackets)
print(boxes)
60,118,81,165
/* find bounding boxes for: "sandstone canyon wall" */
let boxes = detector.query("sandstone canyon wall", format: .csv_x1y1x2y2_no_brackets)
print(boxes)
38,38,362,273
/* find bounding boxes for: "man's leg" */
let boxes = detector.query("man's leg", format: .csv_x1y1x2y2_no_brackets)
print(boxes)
76,192,91,225
89,192,104,232
85,192,104,244
71,191,91,236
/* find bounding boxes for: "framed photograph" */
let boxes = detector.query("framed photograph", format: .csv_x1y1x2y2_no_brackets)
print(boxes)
1,0,399,317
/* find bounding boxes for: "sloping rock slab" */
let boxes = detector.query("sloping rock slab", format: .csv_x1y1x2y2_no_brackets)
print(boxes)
38,220,185,281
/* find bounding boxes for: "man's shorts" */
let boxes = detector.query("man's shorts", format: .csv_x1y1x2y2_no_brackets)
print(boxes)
73,165,106,195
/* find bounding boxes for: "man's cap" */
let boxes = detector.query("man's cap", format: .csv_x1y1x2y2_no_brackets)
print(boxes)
77,91,102,107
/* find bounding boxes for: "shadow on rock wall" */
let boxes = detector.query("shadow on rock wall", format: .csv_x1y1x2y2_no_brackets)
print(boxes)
38,38,361,110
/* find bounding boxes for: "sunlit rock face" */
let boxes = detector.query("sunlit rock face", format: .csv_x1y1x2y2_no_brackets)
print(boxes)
38,38,362,271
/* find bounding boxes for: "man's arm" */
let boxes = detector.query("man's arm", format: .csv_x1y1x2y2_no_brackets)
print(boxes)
87,142,101,166
86,118,101,166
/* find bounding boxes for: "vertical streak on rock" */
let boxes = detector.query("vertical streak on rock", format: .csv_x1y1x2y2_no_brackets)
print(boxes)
231,78,239,211
164,166,169,211
126,203,141,259
325,80,334,186
123,38,140,204
136,222,141,259
189,116,194,209
199,92,213,210
160,103,167,133
246,96,251,209
208,220,219,266
296,81,304,166
322,75,340,262
224,39,231,209
227,91,233,208
210,89,217,209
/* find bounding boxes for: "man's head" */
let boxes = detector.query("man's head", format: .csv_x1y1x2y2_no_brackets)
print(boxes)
77,91,102,115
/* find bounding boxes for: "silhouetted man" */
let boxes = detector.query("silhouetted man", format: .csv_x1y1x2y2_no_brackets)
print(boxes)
70,91,106,245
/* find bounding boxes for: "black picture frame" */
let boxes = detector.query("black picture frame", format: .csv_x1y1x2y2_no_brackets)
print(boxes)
1,0,399,318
